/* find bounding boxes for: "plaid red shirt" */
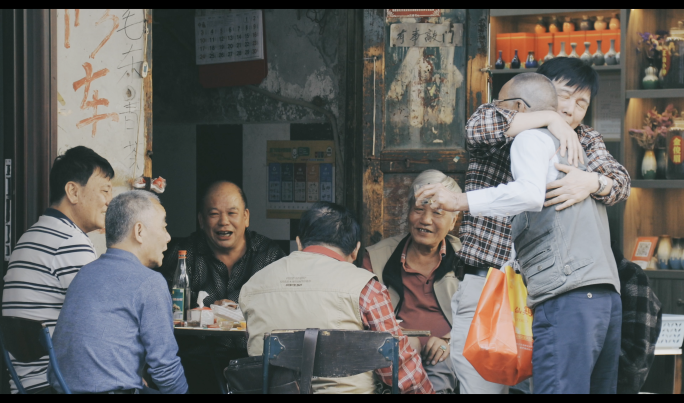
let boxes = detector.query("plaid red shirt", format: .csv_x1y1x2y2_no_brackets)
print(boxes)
304,246,434,394
459,103,631,268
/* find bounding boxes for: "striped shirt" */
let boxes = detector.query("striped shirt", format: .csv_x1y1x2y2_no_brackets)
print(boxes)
2,208,96,393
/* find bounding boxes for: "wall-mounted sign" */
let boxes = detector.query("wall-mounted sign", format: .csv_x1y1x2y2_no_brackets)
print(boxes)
195,9,264,65
387,9,441,18
266,141,335,219
390,23,462,47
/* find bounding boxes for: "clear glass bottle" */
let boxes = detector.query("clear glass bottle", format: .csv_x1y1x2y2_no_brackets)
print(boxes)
172,250,191,322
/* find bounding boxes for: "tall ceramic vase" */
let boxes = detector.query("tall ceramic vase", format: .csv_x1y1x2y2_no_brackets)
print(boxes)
605,39,618,65
495,50,505,69
580,42,593,66
593,40,605,66
511,49,521,69
669,238,683,270
543,43,554,63
569,43,580,58
657,235,673,270
643,65,659,89
642,149,657,179
557,42,568,58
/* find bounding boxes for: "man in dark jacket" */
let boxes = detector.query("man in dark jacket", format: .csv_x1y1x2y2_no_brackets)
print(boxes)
612,245,663,394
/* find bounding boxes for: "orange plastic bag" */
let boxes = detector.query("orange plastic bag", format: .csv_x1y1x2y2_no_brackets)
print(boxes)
462,265,533,386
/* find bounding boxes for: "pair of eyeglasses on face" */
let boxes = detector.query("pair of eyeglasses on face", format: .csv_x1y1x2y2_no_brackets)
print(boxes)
492,98,531,108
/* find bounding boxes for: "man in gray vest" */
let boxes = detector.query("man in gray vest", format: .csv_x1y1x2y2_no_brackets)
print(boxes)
416,73,622,394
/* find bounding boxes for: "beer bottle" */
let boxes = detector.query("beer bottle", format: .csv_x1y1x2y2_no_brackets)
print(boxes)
171,250,190,322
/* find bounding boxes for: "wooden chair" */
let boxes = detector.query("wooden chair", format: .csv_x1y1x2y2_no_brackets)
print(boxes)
0,316,71,394
262,328,400,394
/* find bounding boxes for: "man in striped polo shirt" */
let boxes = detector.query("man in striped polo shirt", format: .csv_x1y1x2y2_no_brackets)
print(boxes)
2,146,114,393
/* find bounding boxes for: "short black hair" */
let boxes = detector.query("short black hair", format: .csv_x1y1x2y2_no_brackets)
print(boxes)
298,201,360,256
49,146,114,205
199,180,249,213
537,57,599,98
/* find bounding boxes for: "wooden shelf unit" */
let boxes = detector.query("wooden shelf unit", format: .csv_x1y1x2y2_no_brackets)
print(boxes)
622,9,684,258
491,65,621,74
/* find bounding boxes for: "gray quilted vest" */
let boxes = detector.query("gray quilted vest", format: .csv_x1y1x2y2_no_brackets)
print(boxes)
510,128,620,309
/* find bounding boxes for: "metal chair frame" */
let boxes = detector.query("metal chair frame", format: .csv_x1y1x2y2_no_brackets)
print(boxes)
262,329,400,394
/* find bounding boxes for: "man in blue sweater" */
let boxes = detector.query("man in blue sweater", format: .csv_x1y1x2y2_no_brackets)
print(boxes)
49,191,187,394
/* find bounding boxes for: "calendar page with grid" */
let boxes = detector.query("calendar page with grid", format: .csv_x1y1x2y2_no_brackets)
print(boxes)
195,10,264,65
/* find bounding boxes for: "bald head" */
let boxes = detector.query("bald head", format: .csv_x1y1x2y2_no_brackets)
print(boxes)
201,181,248,214
499,73,558,112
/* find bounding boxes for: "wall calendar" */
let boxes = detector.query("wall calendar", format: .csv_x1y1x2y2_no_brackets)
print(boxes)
195,9,264,65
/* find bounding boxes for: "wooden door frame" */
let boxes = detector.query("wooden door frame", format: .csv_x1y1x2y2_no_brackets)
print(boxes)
359,9,489,248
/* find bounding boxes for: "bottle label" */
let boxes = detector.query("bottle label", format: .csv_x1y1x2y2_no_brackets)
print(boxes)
172,288,185,320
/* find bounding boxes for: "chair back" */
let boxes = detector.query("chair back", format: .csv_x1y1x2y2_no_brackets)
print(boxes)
263,329,400,394
0,316,71,394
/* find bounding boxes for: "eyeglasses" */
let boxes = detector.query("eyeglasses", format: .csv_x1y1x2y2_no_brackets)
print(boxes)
492,98,531,108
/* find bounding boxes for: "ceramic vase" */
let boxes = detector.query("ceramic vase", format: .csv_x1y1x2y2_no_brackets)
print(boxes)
535,17,546,34
609,13,620,30
549,16,560,33
657,235,672,270
643,65,659,89
594,16,607,31
593,40,605,65
557,42,568,58
605,39,618,65
580,15,592,31
669,238,683,270
543,43,554,63
616,52,620,64
495,50,505,69
642,149,657,179
569,43,580,58
580,41,593,66
563,17,575,32
646,257,658,270
511,49,521,69
656,148,668,178
525,51,538,68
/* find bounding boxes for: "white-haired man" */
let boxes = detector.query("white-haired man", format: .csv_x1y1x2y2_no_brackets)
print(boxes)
49,191,187,394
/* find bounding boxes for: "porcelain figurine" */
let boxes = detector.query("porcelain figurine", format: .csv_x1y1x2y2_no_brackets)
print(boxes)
557,41,568,58
495,50,505,69
642,149,657,179
563,17,575,32
656,235,672,270
594,16,607,31
511,49,521,69
580,42,593,66
643,65,659,89
525,51,538,68
669,238,683,270
593,40,605,65
543,43,554,63
609,13,620,30
605,39,618,65
535,17,546,34
580,15,592,31
549,16,560,33
569,43,580,58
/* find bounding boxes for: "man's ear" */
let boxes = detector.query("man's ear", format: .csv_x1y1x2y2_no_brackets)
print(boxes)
295,236,303,251
133,222,145,244
449,212,458,232
349,241,361,263
244,208,250,228
197,212,204,230
516,100,528,113
64,182,80,205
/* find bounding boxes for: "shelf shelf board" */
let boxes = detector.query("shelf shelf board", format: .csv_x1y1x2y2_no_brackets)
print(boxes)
631,180,684,189
626,89,684,99
491,65,621,75
490,9,615,17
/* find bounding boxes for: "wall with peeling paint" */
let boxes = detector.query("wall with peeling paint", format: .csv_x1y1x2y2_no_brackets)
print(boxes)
153,9,349,241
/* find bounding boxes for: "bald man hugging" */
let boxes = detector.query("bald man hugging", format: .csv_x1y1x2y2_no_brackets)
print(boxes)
417,73,622,394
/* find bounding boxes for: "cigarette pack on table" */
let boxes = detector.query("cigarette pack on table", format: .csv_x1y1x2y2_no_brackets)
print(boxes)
210,304,244,322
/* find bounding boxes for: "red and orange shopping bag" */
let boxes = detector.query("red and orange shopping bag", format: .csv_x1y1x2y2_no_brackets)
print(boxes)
462,265,533,385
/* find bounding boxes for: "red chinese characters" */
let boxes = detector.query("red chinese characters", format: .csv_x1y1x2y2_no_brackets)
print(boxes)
73,62,119,136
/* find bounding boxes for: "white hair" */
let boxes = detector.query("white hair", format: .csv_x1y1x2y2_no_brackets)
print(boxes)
407,169,462,215
105,190,160,247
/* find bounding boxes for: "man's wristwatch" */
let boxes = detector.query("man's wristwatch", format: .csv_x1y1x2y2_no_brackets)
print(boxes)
592,173,608,196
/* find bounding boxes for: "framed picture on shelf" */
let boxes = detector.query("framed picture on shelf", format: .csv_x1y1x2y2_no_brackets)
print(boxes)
630,236,660,269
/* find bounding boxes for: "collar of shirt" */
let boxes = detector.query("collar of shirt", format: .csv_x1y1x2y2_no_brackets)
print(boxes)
103,247,145,266
400,237,446,274
44,207,87,235
302,245,346,262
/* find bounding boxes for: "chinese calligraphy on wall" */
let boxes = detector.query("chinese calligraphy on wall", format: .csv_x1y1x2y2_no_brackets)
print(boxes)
195,9,264,65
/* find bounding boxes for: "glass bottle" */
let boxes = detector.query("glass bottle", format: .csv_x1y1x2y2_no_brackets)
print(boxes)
172,250,191,322
510,49,521,69
495,50,505,69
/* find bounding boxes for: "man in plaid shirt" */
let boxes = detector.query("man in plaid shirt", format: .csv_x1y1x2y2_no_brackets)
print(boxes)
416,58,631,393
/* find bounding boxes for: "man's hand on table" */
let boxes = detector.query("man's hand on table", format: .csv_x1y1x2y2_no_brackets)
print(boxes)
545,164,607,211
421,337,449,366
413,183,468,212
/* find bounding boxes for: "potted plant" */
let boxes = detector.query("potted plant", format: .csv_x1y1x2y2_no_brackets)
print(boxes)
629,104,679,179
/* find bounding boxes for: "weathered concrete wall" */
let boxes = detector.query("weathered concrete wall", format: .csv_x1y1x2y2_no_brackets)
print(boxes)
154,9,347,131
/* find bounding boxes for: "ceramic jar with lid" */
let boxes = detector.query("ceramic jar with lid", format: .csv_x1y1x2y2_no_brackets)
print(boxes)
594,16,607,31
